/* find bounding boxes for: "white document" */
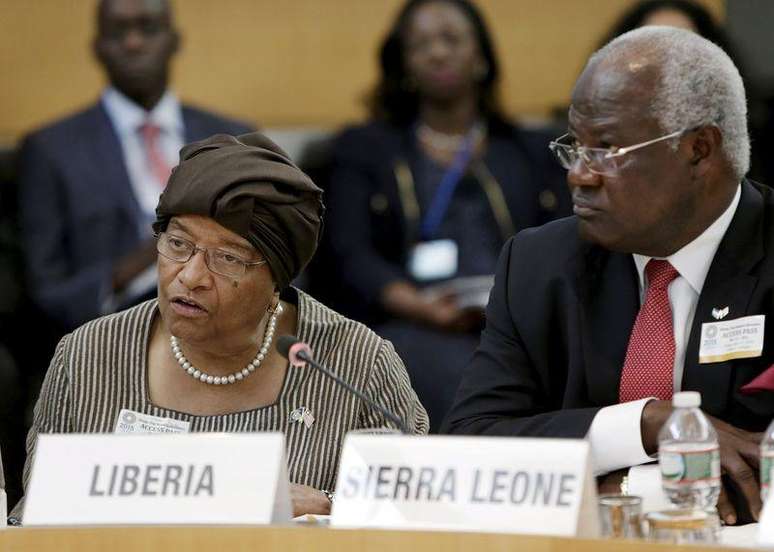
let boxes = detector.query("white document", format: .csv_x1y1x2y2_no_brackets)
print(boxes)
626,464,671,513
420,275,495,310
331,435,599,537
23,433,291,526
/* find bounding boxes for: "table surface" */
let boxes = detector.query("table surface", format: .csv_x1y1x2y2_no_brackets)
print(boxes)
0,525,763,552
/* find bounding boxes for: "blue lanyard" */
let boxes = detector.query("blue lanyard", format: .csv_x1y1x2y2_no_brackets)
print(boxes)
419,130,477,241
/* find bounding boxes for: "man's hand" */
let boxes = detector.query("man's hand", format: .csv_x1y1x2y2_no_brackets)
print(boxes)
641,400,762,525
289,483,332,517
709,415,762,525
597,469,627,495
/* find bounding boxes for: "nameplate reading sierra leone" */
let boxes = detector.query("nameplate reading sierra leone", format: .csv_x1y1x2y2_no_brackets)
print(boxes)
331,435,599,537
23,433,291,526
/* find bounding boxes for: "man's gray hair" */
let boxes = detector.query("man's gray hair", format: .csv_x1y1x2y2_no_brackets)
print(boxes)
590,26,749,179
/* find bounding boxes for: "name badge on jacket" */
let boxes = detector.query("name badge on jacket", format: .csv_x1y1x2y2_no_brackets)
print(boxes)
699,315,765,364
114,408,191,434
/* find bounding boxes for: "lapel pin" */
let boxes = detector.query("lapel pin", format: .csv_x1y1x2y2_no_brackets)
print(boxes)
290,406,315,428
711,306,729,320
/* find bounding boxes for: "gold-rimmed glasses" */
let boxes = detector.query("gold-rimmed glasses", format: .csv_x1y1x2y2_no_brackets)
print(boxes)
156,232,266,280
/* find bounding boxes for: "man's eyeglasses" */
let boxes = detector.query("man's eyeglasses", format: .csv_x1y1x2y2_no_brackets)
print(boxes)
156,232,266,280
548,129,686,176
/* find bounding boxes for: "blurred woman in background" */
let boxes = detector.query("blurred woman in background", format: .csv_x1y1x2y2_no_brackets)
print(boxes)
324,0,570,432
599,0,772,186
600,0,735,48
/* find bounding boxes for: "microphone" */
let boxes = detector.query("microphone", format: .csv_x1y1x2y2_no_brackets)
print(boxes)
276,335,409,434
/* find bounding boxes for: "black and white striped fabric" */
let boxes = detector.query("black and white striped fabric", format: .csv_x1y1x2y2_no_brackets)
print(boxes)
11,290,428,518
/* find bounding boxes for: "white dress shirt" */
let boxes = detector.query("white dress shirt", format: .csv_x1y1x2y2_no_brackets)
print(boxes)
588,184,742,474
99,88,184,312
101,87,184,236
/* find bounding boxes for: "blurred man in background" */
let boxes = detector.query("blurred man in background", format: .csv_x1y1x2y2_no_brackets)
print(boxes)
16,0,252,332
7,0,251,509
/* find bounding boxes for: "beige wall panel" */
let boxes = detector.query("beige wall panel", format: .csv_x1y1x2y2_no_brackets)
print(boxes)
0,0,724,145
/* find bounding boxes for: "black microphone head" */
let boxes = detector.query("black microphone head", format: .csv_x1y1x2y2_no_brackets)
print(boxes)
276,335,300,359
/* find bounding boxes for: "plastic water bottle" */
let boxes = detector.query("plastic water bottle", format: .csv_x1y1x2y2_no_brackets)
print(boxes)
762,419,774,504
658,391,721,510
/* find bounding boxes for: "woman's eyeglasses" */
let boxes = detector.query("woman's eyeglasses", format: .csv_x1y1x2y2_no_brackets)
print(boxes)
156,232,266,280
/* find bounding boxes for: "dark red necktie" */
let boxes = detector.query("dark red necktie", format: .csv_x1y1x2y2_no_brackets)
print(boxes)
139,122,171,187
619,259,680,402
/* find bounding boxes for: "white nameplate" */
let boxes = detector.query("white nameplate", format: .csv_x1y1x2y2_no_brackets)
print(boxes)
331,435,599,537
23,433,291,526
1,448,5,527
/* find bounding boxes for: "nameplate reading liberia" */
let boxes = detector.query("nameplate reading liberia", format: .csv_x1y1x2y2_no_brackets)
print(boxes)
331,435,599,537
23,433,291,526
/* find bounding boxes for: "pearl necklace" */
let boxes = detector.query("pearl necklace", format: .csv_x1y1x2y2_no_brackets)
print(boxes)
170,303,283,385
416,121,486,153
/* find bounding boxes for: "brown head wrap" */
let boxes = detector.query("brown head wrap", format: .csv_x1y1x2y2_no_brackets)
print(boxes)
153,132,324,289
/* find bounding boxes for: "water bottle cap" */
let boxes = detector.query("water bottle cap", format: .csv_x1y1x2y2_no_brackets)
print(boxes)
672,391,701,408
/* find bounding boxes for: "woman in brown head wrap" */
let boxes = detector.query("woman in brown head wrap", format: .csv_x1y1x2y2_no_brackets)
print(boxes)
11,132,428,522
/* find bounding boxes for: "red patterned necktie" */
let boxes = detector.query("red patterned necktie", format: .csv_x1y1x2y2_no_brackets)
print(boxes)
619,259,680,402
139,121,171,187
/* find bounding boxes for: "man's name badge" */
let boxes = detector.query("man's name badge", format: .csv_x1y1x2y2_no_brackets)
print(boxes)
699,314,765,364
114,408,191,434
407,239,458,281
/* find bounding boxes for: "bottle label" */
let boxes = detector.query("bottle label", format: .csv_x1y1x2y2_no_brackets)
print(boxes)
660,447,720,489
762,452,774,492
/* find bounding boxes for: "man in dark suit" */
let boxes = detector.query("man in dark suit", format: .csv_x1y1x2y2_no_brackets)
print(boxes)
17,0,252,331
443,26,772,525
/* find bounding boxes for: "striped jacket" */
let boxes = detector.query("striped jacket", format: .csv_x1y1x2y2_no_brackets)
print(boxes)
11,289,428,518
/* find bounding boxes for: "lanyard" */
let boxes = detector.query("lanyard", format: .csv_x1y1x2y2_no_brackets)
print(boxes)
419,130,478,241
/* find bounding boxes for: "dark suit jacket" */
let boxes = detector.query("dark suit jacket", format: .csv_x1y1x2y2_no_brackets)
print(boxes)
17,100,252,329
443,180,774,436
323,120,571,323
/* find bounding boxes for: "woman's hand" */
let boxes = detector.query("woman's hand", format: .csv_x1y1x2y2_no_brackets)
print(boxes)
381,281,483,333
290,484,332,517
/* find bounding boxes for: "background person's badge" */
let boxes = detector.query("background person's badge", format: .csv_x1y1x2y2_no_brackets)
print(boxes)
407,239,458,281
